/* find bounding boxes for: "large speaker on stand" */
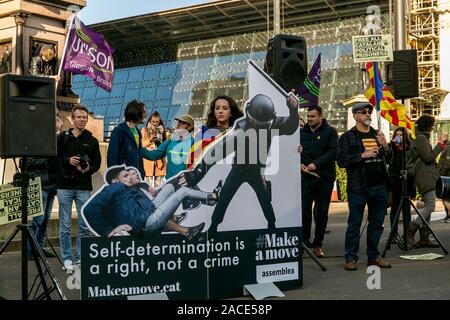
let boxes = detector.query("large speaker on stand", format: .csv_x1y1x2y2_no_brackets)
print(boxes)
0,74,56,158
386,49,419,99
264,34,307,93
0,74,65,300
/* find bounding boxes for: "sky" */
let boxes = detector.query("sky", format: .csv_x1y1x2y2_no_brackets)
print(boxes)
78,0,214,25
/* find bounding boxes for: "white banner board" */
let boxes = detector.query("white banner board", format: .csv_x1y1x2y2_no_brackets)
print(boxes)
352,34,393,63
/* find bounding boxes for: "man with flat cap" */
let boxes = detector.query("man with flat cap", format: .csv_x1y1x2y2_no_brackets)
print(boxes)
337,102,393,271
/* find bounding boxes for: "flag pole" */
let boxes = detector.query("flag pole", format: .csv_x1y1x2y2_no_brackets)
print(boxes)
373,62,382,132
377,110,382,132
57,14,76,82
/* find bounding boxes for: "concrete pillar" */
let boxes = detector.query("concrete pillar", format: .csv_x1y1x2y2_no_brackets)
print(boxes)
11,12,29,75
273,0,280,36
394,0,406,50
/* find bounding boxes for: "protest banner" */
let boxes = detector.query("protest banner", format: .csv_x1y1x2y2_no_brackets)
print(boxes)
0,178,43,226
80,61,302,299
61,15,115,92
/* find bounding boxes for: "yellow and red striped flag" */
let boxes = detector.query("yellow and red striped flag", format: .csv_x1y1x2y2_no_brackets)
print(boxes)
364,62,415,139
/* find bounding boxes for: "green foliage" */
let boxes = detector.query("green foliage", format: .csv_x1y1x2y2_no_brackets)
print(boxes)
336,164,347,201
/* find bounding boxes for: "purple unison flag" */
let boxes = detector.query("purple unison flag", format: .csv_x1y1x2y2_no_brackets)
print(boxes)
62,16,115,92
297,53,321,108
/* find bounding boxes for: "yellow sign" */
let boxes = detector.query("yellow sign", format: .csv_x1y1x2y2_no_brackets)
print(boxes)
0,178,43,226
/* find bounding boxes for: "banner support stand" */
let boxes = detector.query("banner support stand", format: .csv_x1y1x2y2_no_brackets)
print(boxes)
243,283,285,300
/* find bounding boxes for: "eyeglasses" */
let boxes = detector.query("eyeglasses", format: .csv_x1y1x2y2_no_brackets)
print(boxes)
356,110,372,115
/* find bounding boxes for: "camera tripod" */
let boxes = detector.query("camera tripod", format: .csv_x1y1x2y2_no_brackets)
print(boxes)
382,128,448,257
0,157,65,300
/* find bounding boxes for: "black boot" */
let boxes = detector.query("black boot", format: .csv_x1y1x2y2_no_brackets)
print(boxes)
185,222,205,241
203,180,223,206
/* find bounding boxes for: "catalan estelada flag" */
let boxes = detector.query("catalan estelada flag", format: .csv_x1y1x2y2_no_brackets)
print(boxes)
187,127,226,169
364,62,415,139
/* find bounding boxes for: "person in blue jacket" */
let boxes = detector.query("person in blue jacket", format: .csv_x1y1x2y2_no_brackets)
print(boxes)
107,100,147,179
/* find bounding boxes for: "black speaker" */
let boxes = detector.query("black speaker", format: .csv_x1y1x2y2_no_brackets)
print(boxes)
264,34,307,92
386,49,419,99
0,74,56,158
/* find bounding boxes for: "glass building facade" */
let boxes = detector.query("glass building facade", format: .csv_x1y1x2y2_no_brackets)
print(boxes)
73,16,371,140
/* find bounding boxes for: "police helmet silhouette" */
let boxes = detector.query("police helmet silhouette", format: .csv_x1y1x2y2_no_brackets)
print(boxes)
246,94,276,125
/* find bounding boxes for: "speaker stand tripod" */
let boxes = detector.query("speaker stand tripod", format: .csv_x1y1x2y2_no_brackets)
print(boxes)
383,195,448,256
0,158,65,300
43,233,64,267
28,205,64,269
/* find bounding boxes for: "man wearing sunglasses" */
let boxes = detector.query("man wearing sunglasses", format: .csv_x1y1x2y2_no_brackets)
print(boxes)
337,102,393,271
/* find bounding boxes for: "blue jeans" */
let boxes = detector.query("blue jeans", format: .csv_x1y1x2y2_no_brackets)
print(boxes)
28,190,56,252
345,184,387,262
144,185,209,235
57,189,90,262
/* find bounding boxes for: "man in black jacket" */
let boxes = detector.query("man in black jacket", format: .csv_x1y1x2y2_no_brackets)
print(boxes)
300,105,338,258
57,105,101,273
337,102,392,271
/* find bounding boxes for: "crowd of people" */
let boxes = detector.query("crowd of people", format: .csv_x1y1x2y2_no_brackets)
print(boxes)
25,91,450,274
299,101,449,271
25,94,246,273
